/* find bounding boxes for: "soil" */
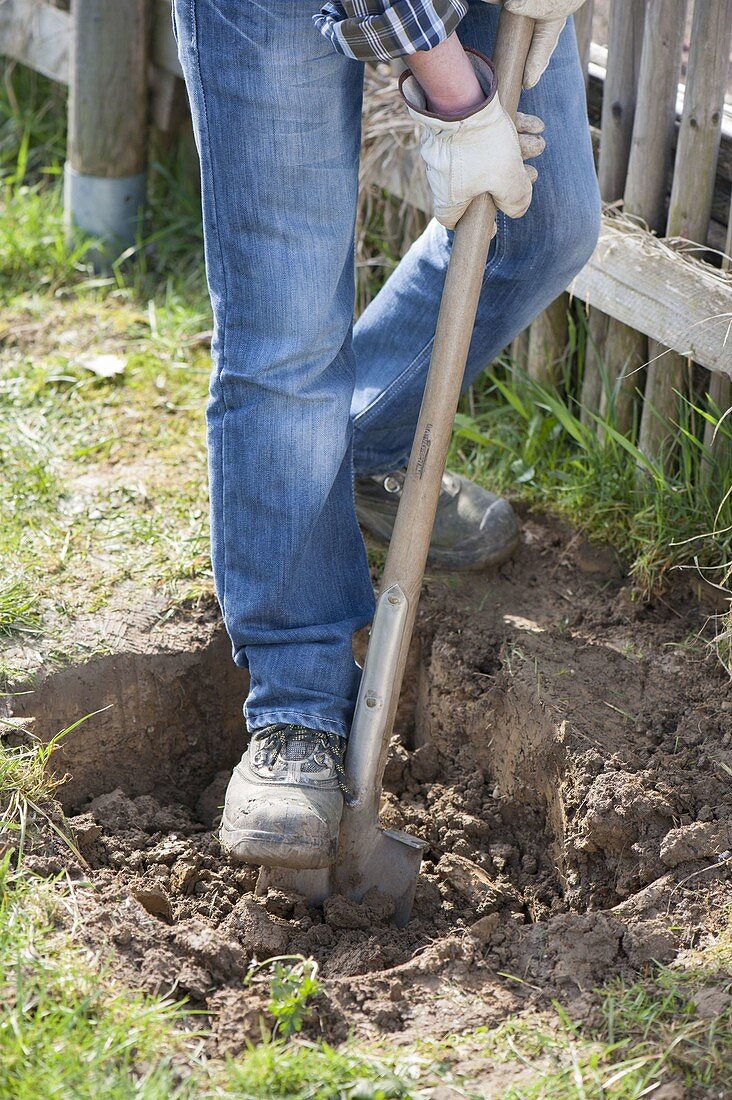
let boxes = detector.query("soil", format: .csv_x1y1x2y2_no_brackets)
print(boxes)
5,509,732,1077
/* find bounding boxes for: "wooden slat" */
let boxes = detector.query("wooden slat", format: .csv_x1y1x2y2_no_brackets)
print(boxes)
596,1,645,204
639,0,732,468
0,0,70,84
0,0,183,83
598,0,688,434
624,0,687,234
571,222,732,380
68,0,149,178
573,0,593,91
581,0,645,427
702,197,732,478
589,42,732,148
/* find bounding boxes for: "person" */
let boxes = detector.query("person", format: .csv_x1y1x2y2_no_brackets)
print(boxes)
172,0,600,871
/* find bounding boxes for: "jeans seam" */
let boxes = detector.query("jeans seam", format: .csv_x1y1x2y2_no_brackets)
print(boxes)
192,4,230,622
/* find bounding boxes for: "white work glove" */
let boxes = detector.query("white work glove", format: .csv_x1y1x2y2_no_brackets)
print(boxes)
484,0,586,89
400,49,544,230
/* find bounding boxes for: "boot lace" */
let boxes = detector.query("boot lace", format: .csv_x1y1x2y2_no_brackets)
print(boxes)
252,723,355,805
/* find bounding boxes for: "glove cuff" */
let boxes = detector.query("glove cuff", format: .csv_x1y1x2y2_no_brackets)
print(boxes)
399,47,497,124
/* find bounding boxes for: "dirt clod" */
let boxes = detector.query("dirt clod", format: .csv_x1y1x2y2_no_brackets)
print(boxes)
660,822,732,867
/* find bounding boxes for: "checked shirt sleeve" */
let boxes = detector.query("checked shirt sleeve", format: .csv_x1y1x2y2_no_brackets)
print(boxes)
314,1,470,62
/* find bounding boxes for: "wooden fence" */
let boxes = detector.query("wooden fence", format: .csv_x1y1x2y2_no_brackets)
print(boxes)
1,0,731,470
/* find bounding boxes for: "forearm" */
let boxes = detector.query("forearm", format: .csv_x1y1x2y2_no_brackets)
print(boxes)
405,34,485,117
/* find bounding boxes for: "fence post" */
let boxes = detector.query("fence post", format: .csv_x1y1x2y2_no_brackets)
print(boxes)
526,1,593,386
638,0,732,472
702,199,732,479
526,294,568,385
580,0,645,427
573,0,594,90
600,0,686,441
64,0,150,266
510,329,529,373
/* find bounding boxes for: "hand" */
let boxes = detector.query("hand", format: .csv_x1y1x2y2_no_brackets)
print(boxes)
484,0,586,89
400,49,545,230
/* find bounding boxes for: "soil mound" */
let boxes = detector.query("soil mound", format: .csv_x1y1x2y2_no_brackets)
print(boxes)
12,512,732,1051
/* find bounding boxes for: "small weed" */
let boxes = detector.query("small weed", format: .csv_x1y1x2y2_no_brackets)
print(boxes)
246,954,324,1039
0,712,103,863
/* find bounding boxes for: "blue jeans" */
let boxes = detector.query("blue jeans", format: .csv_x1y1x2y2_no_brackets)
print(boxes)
173,0,601,737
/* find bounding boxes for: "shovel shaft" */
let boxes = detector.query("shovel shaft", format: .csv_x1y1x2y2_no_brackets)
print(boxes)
346,12,535,815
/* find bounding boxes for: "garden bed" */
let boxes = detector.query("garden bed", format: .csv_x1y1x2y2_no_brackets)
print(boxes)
7,509,732,1092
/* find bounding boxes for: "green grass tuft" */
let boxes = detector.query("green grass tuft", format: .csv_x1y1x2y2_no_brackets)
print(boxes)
450,356,732,597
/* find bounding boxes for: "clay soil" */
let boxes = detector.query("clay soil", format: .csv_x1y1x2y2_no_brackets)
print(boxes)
10,509,732,1076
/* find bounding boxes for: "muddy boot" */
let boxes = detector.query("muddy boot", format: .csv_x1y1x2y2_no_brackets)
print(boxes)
219,723,352,870
355,469,519,570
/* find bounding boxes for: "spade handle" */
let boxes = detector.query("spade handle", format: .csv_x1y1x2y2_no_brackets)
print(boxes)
346,12,536,810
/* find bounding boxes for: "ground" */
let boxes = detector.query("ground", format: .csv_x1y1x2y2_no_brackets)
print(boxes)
5,501,732,1096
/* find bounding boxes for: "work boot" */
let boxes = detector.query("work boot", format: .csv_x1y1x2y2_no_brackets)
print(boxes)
355,469,519,570
219,723,352,870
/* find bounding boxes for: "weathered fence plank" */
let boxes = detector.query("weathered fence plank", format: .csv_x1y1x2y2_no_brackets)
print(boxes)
0,0,70,84
600,0,687,437
639,0,732,469
0,0,183,84
573,0,594,90
580,0,645,426
524,0,595,386
527,293,568,385
571,221,732,382
624,0,687,233
703,199,732,479
667,1,732,245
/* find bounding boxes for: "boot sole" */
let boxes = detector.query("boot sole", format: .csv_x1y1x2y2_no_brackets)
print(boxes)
219,825,336,870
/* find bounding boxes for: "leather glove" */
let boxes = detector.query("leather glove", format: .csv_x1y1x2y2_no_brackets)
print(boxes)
400,49,544,230
484,0,586,89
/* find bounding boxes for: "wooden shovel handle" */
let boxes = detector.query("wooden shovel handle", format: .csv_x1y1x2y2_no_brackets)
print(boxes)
366,12,536,804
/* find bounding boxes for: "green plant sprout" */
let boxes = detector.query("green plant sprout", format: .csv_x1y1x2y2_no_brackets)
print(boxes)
245,954,324,1039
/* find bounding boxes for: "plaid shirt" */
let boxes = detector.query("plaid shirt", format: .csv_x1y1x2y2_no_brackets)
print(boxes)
314,1,472,62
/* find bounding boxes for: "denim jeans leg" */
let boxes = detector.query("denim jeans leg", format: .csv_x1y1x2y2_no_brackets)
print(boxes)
174,0,375,736
351,6,601,475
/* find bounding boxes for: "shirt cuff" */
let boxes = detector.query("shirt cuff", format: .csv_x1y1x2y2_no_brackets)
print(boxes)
314,1,470,63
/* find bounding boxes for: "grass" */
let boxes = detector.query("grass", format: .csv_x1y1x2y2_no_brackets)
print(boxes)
0,853,414,1100
0,857,188,1100
482,940,732,1098
0,577,42,637
413,916,732,1098
448,351,732,600
0,66,217,682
